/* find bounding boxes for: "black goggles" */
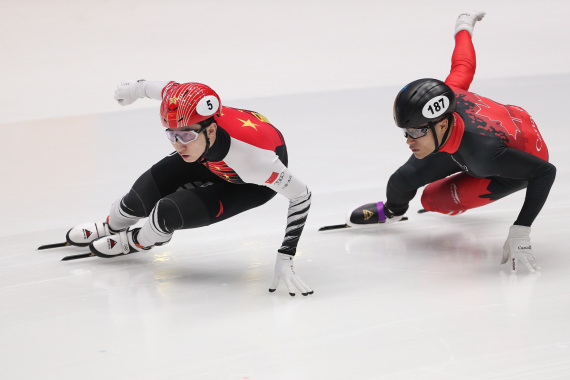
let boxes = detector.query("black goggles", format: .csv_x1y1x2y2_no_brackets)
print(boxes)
403,116,449,139
403,126,430,139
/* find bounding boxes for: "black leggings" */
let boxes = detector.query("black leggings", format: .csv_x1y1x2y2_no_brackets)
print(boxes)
121,153,276,233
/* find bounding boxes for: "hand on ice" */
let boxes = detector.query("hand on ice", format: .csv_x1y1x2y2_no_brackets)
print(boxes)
501,225,540,273
455,10,486,37
114,79,146,106
269,253,313,296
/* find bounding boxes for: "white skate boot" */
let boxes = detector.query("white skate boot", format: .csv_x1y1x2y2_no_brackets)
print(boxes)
89,228,150,258
66,221,113,247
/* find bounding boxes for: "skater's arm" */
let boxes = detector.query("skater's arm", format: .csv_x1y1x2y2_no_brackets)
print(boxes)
477,147,556,226
223,146,313,295
265,168,313,296
493,149,554,273
223,142,311,255
262,164,311,256
114,80,174,105
385,153,461,216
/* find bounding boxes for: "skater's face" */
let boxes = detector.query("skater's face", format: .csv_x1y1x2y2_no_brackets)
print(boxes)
170,122,217,162
406,119,449,159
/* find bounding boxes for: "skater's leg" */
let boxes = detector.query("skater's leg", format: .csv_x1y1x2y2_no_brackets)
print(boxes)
421,173,527,215
136,182,276,247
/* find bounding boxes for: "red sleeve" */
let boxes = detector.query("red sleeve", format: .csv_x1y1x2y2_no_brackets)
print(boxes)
444,30,476,91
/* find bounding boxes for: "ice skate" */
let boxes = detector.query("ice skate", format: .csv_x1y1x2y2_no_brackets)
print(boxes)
89,228,150,258
65,221,112,247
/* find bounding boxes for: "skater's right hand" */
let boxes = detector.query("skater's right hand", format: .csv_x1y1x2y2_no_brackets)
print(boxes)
114,79,146,106
455,10,486,37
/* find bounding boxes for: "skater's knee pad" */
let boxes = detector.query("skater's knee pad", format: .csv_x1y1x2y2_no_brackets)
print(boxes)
421,174,493,215
122,170,163,217
121,191,149,218
154,192,210,233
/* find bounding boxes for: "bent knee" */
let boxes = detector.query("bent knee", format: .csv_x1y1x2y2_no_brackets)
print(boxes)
154,193,210,232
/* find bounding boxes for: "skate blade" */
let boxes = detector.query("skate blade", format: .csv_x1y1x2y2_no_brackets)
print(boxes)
61,252,95,261
318,216,409,232
37,242,70,250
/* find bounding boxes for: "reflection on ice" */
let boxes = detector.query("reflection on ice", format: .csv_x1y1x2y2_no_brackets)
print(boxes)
1,75,568,378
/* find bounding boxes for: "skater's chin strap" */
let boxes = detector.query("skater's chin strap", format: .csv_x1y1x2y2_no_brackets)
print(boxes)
198,132,211,163
429,114,453,155
197,121,215,163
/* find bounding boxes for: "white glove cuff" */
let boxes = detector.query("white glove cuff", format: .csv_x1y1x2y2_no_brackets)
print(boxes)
277,252,293,261
509,225,531,238
143,80,171,100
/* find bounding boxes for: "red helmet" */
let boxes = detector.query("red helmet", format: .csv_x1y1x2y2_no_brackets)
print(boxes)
160,82,222,129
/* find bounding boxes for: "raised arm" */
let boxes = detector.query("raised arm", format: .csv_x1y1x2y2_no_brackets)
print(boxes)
113,80,173,104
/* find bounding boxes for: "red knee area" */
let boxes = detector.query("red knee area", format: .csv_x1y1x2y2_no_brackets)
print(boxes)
421,173,493,215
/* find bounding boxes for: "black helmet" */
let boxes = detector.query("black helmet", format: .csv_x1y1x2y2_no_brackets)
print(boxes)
393,78,456,129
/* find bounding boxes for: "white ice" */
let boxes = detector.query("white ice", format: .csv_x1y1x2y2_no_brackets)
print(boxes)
1,1,570,379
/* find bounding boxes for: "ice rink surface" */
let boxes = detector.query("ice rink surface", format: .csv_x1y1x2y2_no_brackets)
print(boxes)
2,1,570,379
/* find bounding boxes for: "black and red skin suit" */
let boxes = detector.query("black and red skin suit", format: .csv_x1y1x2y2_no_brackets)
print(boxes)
385,31,556,226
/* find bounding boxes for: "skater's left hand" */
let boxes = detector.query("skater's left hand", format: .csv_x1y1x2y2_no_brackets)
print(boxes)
269,253,313,296
501,225,540,273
